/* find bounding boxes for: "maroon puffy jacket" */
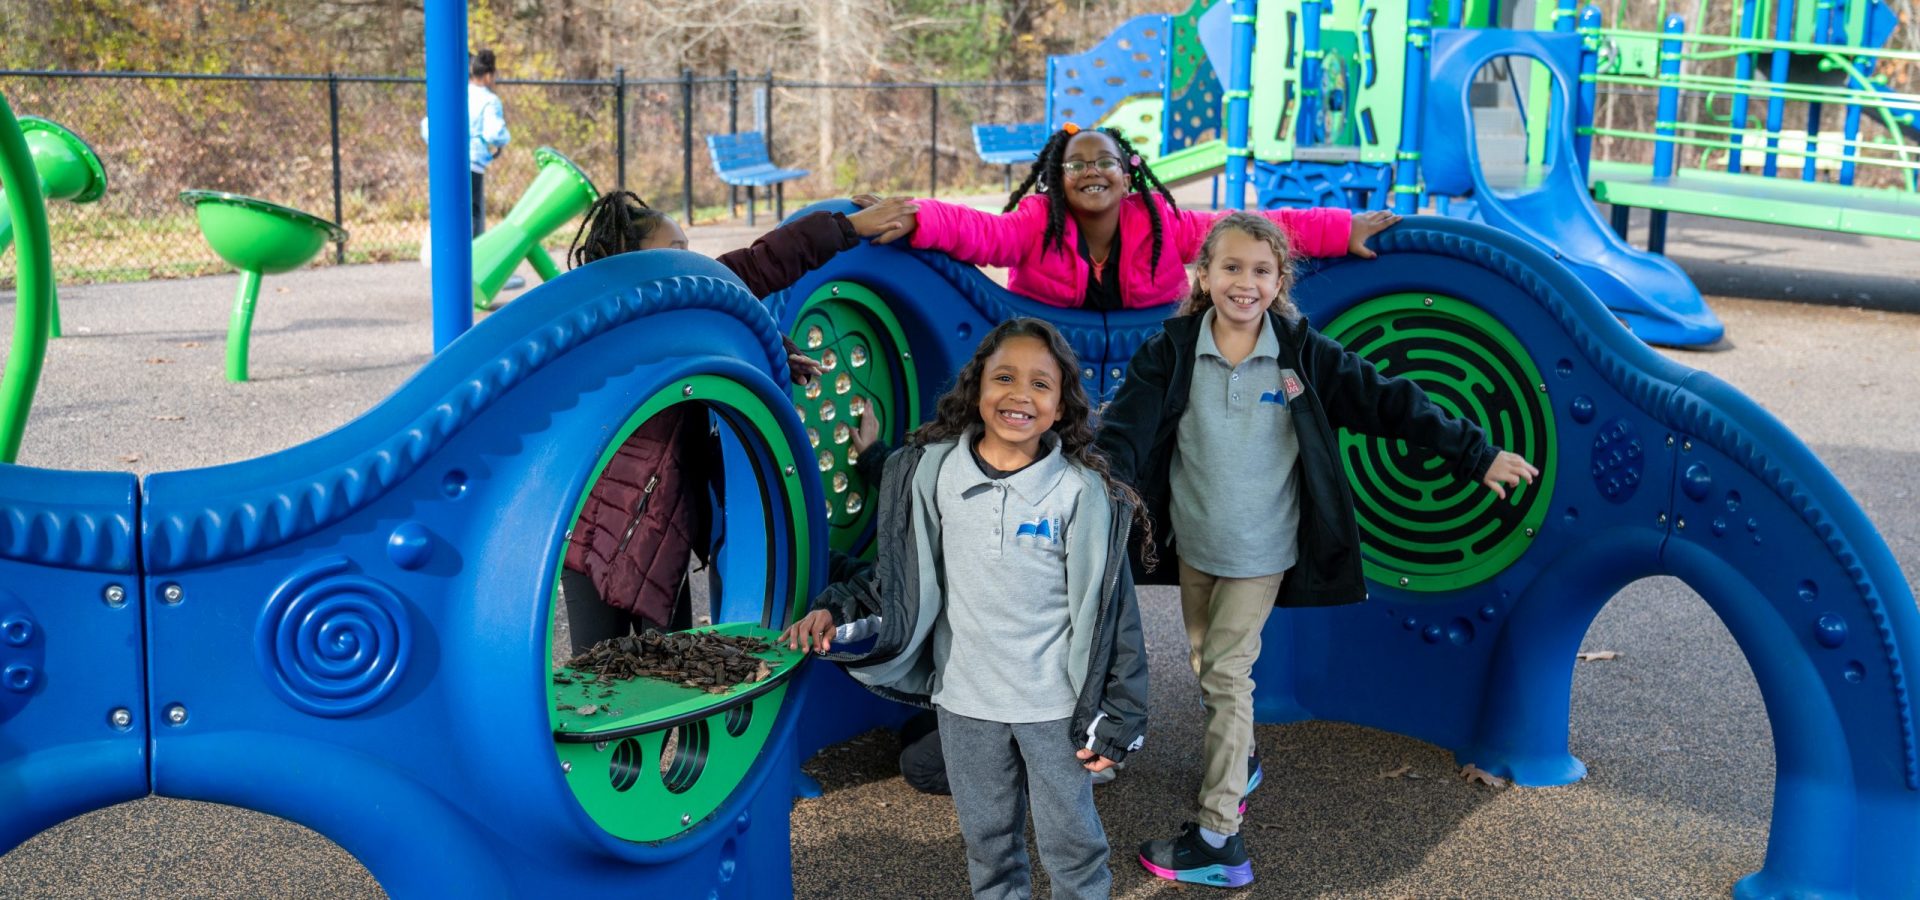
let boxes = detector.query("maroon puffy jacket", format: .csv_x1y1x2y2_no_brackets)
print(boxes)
564,210,860,627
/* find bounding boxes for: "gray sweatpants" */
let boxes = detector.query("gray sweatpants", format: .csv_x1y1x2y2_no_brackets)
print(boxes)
936,706,1111,900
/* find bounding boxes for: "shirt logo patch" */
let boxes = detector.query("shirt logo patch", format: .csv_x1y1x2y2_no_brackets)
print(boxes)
1279,369,1306,401
1258,390,1287,405
1015,516,1062,545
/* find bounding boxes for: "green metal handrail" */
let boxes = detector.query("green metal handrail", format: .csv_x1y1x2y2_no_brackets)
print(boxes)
0,90,52,463
1582,126,1920,173
1588,25,1920,65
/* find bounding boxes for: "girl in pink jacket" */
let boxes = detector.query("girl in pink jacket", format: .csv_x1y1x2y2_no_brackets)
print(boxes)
908,124,1399,310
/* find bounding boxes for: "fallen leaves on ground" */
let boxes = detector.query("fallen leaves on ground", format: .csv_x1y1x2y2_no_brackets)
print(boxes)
1379,764,1417,780
1460,764,1509,788
177,341,201,348
150,414,186,422
118,453,141,464
1577,650,1621,662
143,357,172,364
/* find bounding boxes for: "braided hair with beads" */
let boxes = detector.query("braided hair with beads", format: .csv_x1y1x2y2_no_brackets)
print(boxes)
566,190,674,269
1003,126,1180,270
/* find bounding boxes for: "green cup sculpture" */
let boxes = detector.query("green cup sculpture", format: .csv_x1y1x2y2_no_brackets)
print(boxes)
471,147,598,310
179,190,347,383
0,116,107,338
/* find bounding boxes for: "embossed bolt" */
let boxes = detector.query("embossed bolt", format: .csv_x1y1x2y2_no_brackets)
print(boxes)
594,741,608,752
1082,368,1095,379
1537,383,1546,393
830,285,840,296
1398,577,1410,587
901,352,912,361
162,584,183,605
109,708,133,730
1423,297,1434,306
683,384,694,397
1524,527,1536,538
562,761,573,774
1,617,31,646
1665,435,1675,447
682,814,692,826
1682,440,1693,452
1110,368,1122,379
1657,513,1669,524
103,585,127,608
165,704,188,726
784,465,796,477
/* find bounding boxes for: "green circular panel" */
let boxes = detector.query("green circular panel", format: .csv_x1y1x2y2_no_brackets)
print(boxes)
549,374,810,842
1321,293,1556,592
788,282,920,554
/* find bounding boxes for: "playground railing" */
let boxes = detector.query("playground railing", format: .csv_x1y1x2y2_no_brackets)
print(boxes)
1575,16,1920,193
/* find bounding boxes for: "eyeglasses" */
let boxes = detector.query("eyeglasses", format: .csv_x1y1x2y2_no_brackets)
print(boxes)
1061,157,1124,175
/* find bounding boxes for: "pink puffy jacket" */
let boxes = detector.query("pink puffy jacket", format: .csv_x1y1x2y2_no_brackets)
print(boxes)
907,193,1354,309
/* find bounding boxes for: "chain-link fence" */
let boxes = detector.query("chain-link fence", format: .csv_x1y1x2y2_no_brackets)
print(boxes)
0,69,1045,288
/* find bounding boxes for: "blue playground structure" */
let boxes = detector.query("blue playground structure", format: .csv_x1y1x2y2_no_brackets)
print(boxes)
2,1,1918,898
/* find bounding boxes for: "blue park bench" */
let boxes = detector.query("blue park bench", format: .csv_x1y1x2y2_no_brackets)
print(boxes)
971,122,1048,190
705,131,808,226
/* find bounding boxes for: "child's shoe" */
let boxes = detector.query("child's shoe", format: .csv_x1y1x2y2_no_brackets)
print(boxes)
1138,822,1254,888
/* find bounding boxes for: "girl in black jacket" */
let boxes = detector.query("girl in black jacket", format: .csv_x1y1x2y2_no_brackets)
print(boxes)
1096,213,1538,888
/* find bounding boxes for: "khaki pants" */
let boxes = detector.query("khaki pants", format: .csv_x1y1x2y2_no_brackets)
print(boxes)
1179,560,1282,835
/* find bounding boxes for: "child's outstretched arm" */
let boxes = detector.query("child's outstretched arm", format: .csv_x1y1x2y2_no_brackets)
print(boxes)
1302,328,1506,483
904,196,1054,268
715,198,917,299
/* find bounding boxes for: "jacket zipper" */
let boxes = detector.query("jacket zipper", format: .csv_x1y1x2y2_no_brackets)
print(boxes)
613,473,661,555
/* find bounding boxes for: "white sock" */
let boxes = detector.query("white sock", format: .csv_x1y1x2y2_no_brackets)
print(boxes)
1198,826,1232,849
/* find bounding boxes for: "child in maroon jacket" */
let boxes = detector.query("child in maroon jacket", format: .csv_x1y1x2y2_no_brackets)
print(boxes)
558,193,916,651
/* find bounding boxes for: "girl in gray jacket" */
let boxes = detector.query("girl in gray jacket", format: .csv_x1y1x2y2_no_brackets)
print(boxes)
783,318,1152,900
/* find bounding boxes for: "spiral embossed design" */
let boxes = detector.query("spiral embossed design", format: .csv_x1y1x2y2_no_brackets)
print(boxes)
1322,294,1555,592
256,557,413,717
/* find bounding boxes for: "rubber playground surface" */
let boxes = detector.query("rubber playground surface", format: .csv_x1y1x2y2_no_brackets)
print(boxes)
0,199,1916,898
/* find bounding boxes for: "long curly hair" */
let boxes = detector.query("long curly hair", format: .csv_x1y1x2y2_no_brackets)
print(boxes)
912,318,1155,568
1005,126,1180,271
566,191,673,269
1177,212,1300,320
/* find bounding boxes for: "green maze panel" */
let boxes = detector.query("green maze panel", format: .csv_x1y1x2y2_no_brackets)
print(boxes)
1322,293,1556,592
788,282,921,555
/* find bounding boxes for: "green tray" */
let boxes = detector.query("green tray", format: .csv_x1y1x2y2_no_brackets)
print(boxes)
552,621,806,741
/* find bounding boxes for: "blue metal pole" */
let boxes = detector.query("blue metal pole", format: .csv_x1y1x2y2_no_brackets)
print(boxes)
1446,0,1465,28
1392,0,1430,215
1803,0,1834,182
1300,1,1324,147
1223,0,1258,210
1576,3,1601,176
1763,0,1795,178
1654,14,1684,179
1729,0,1759,171
426,0,472,352
1839,57,1873,186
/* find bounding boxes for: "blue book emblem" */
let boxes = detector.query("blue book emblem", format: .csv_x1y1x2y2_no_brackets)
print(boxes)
1258,390,1287,405
1015,517,1060,544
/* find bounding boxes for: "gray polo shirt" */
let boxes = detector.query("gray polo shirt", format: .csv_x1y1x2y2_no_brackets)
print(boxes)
931,431,1083,723
1170,309,1303,578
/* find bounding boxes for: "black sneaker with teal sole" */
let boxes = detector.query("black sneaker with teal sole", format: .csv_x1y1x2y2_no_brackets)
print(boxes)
1139,822,1254,888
